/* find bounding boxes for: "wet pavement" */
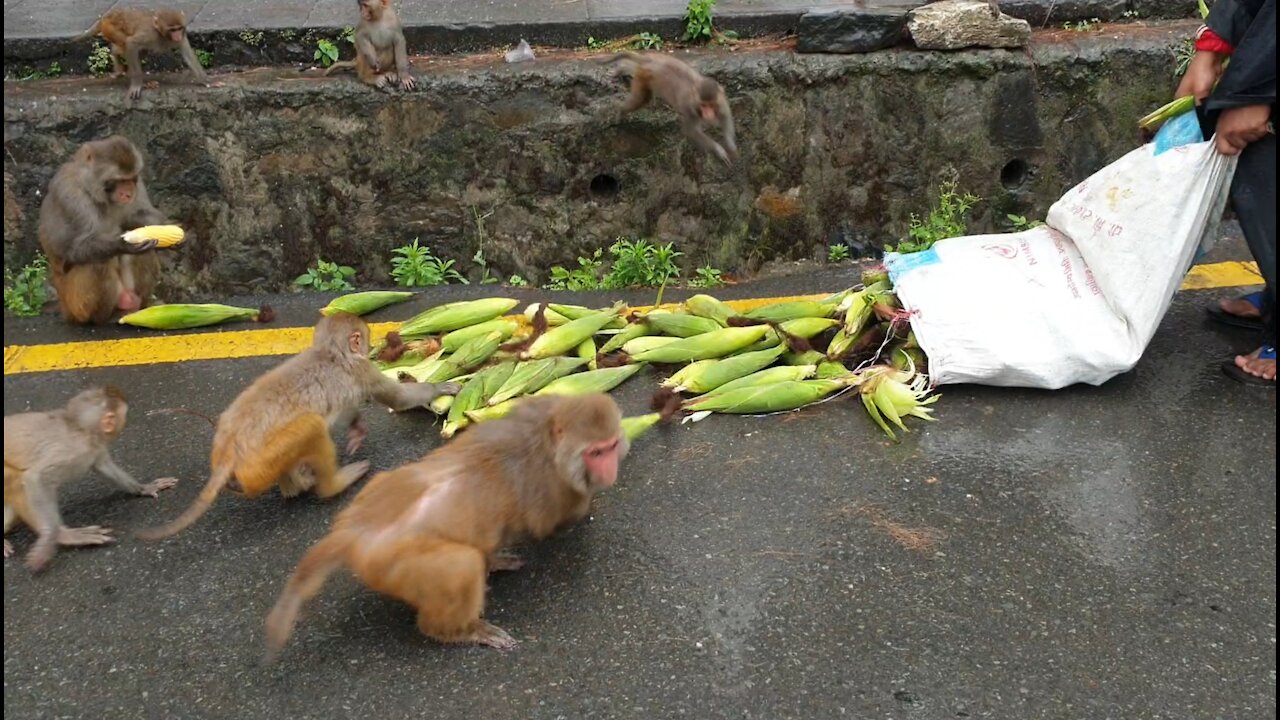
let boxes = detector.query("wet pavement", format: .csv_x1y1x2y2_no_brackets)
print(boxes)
3,253,1276,719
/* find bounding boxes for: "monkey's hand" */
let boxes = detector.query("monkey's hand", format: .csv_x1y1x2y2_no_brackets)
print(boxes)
400,74,417,91
128,83,144,100
3,539,12,559
121,237,159,253
488,550,526,573
436,381,463,397
139,477,179,498
714,145,734,167
345,416,369,456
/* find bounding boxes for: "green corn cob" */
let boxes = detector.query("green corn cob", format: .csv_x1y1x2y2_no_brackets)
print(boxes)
695,364,817,399
816,361,853,379
440,319,519,352
441,376,486,438
466,364,645,424
735,317,840,355
549,303,627,329
118,303,267,329
384,350,447,383
321,291,415,317
820,287,856,305
421,331,503,383
629,325,772,364
662,359,717,389
783,350,826,366
599,322,656,353
399,298,518,338
487,357,588,406
667,344,788,393
740,300,836,323
521,307,622,360
622,335,680,356
861,268,890,287
643,311,722,338
685,379,845,415
685,294,735,326
533,363,643,396
621,413,662,441
576,337,598,370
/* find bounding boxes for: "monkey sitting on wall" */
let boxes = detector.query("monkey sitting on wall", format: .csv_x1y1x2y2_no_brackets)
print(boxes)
38,135,175,325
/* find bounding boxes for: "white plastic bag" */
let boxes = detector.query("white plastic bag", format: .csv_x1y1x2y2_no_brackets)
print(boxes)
886,135,1237,389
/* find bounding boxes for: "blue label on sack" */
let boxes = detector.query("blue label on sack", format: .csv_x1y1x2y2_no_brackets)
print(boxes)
1153,110,1204,156
885,247,941,281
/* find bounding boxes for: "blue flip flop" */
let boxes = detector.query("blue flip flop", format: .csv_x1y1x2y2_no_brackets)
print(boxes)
1221,344,1276,386
1207,291,1265,331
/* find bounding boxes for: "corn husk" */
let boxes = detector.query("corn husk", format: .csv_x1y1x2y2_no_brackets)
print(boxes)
623,335,681,356
629,325,772,363
521,305,623,360
693,364,816,400
321,291,414,317
685,294,735,326
440,318,520,352
685,379,845,416
643,310,722,338
399,298,518,338
621,413,662,441
600,322,656,353
854,366,938,441
118,303,265,329
664,344,788,393
487,357,588,405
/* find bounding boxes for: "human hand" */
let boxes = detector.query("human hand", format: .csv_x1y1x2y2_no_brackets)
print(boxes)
1175,50,1226,104
1215,104,1272,155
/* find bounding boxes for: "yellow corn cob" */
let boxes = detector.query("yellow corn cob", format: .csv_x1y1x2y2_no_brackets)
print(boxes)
118,303,268,329
629,325,772,363
122,224,185,248
321,291,415,317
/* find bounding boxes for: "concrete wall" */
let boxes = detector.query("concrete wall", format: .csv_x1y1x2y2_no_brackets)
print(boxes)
3,24,1193,296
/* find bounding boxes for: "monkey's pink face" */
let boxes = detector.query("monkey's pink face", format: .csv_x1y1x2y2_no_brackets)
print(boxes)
168,28,185,43
583,437,622,487
109,178,137,205
359,2,376,20
700,103,717,122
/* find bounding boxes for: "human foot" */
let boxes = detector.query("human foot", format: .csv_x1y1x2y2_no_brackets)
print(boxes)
1222,344,1276,385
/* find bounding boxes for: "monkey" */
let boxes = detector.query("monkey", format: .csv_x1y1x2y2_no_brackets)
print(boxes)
324,0,416,91
136,313,461,541
71,8,208,99
4,386,178,573
602,51,738,167
38,135,172,325
263,393,629,659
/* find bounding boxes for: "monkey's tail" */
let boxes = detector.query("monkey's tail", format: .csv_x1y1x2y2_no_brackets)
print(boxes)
598,50,641,66
147,407,217,428
323,60,356,76
134,464,232,540
263,534,348,664
67,20,101,44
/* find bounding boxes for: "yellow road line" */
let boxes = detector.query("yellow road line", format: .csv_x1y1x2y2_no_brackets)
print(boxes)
2,294,832,376
2,264,1262,377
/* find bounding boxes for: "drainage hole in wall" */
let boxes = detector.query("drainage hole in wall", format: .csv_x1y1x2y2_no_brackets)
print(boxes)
1000,159,1030,190
589,173,621,199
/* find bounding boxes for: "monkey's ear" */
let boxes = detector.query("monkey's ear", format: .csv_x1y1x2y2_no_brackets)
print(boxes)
99,410,119,435
348,331,364,355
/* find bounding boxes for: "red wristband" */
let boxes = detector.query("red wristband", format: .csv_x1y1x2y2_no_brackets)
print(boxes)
1194,27,1235,54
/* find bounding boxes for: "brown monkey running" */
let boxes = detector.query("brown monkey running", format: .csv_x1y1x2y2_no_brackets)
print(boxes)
602,51,738,166
39,136,171,325
324,0,415,90
137,313,460,540
71,8,208,99
263,393,629,659
4,387,178,573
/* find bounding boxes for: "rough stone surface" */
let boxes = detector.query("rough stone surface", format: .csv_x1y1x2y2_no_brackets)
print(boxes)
3,24,1196,298
910,0,1033,49
795,3,915,54
999,0,1129,24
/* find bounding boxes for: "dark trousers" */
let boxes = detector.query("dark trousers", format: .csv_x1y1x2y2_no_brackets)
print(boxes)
1231,132,1276,346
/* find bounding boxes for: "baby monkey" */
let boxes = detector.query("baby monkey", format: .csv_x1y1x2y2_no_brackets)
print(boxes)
603,51,738,166
325,0,416,91
5,386,178,572
72,7,208,99
138,313,459,540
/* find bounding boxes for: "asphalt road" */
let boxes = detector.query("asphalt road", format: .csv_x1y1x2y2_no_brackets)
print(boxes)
3,260,1275,720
